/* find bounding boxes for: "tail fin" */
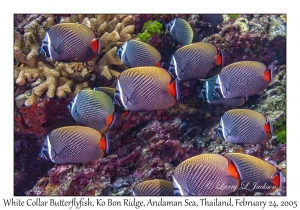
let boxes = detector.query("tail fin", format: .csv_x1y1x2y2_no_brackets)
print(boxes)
279,170,284,190
175,78,180,101
268,60,278,83
99,132,110,154
268,120,274,136
221,49,225,68
105,132,111,154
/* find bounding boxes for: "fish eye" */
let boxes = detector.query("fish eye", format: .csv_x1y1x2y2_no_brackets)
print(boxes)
212,88,222,97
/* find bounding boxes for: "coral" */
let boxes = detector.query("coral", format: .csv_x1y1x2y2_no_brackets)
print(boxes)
137,20,162,42
56,77,73,99
15,90,32,108
202,14,286,65
14,61,92,107
67,14,136,53
229,14,239,19
234,17,249,34
272,115,286,144
276,131,286,144
95,47,126,80
268,15,286,41
254,65,286,119
14,20,45,67
14,14,286,197
14,98,75,195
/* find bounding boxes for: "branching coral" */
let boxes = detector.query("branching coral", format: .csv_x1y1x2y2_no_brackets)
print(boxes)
14,61,92,107
14,20,47,68
95,47,126,80
54,14,137,81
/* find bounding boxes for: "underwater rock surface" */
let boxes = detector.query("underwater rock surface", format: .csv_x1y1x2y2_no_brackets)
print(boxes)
14,14,286,196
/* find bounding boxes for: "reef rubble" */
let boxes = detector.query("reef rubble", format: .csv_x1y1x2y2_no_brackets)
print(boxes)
13,14,286,196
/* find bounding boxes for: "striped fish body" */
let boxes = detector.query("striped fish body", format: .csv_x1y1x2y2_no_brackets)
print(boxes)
173,154,240,196
93,87,116,99
68,90,115,133
214,61,270,98
116,40,161,68
218,109,272,144
40,23,100,62
114,67,176,111
170,42,221,80
39,126,105,164
224,153,283,193
166,18,193,46
132,179,174,196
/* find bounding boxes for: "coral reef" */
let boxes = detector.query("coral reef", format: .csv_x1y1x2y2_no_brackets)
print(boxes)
14,14,286,196
14,14,138,107
201,14,286,66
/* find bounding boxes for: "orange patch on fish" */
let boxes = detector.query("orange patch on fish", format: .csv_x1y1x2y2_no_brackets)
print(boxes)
263,69,271,83
264,123,270,134
226,161,240,179
168,80,176,98
272,174,280,187
155,62,161,67
91,39,98,53
106,113,114,127
122,110,130,118
216,51,222,66
99,136,106,152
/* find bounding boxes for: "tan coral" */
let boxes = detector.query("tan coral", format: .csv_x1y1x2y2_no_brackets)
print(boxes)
105,18,119,33
56,78,73,99
72,82,90,97
25,93,38,106
100,31,121,50
15,90,32,108
109,69,121,79
120,25,135,41
14,20,45,68
42,16,55,30
55,62,74,75
55,62,90,82
15,66,43,85
32,62,60,98
96,47,127,79
14,14,138,107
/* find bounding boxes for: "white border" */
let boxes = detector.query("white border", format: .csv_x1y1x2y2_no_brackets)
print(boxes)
3,1,295,209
